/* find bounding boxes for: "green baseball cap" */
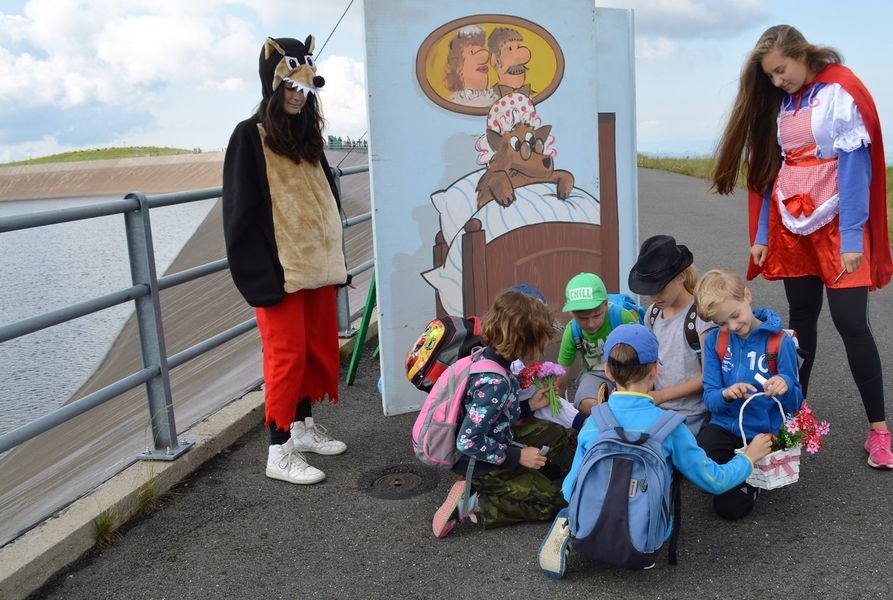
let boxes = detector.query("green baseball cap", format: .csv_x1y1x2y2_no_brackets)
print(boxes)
562,272,607,312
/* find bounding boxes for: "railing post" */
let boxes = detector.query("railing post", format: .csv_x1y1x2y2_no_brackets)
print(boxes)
336,286,356,338
332,166,356,338
124,192,193,460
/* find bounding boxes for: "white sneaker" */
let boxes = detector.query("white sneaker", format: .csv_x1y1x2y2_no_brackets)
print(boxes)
291,417,347,455
537,508,571,579
266,439,325,485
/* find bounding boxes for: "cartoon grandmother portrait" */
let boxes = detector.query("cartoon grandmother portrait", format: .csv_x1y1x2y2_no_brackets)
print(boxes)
416,15,564,116
443,25,500,108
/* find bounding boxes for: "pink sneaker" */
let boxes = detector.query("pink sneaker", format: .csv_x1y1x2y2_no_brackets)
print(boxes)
432,481,465,538
864,429,893,469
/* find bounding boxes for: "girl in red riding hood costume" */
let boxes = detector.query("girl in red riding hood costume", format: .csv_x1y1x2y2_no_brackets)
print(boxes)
222,36,350,485
712,25,893,469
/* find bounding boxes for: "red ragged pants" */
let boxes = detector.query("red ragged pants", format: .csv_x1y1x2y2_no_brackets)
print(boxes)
255,286,340,431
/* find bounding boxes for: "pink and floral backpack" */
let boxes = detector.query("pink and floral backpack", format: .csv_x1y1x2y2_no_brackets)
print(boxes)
411,348,506,468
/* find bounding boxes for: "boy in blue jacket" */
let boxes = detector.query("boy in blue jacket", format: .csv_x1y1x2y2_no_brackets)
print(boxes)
538,324,772,576
694,269,803,520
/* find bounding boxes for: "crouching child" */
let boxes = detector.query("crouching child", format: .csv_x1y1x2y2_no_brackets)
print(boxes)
431,289,574,538
537,324,772,577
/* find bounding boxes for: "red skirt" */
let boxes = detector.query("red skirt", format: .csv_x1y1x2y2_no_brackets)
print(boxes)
761,197,873,289
255,286,340,431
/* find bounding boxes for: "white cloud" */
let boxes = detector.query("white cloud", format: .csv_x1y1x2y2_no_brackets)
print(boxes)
0,1,292,157
635,37,681,61
0,1,368,158
204,76,247,93
0,11,26,42
0,136,62,164
317,54,367,139
4,1,291,102
599,0,769,38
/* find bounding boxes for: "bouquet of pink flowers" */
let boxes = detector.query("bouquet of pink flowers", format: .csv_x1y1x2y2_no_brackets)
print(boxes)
518,361,566,416
770,402,830,454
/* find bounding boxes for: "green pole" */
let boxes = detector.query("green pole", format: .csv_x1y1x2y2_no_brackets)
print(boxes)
346,273,376,385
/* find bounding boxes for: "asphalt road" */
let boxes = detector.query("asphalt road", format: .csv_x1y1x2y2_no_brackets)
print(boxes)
32,168,893,599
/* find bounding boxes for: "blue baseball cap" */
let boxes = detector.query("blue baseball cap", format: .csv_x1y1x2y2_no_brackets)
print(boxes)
511,284,547,303
511,284,565,333
603,323,660,365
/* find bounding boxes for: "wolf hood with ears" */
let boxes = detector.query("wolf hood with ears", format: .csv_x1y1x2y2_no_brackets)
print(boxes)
259,35,326,99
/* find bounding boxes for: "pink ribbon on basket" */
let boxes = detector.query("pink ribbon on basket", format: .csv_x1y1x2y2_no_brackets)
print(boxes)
754,453,800,477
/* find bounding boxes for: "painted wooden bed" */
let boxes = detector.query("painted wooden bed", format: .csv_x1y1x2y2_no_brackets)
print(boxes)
427,113,620,317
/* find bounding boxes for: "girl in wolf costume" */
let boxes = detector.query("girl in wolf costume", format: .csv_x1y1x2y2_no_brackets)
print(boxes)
222,36,349,485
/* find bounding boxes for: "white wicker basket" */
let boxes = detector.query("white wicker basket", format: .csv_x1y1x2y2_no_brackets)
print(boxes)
738,393,800,490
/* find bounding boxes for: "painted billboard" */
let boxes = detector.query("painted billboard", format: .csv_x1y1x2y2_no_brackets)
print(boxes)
364,0,637,414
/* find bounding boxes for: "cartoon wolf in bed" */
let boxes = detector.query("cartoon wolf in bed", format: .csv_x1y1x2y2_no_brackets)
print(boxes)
474,92,574,208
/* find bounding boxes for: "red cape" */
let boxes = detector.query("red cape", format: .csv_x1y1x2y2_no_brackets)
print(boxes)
746,64,892,290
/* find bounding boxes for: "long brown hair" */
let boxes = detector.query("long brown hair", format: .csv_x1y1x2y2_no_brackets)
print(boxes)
444,28,487,92
256,85,326,164
711,25,842,196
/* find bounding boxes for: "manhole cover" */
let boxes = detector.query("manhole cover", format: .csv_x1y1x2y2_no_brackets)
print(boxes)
358,464,438,500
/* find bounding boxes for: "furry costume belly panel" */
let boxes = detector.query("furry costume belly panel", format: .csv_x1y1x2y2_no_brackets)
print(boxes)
260,127,347,291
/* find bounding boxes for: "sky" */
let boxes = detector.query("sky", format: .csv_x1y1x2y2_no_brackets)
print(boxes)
1,0,892,163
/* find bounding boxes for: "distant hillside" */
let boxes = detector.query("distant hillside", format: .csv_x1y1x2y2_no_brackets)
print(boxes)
0,147,370,202
0,152,225,201
2,146,196,167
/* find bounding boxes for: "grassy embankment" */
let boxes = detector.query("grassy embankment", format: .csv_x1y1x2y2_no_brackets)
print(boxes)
2,146,194,167
638,154,893,239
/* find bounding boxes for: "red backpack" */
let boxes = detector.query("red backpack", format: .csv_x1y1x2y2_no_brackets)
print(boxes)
714,328,800,375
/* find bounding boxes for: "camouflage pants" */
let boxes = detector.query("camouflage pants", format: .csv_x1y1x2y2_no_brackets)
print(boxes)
473,418,574,529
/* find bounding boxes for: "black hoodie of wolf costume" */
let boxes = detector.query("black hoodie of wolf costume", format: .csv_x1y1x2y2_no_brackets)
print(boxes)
222,35,348,308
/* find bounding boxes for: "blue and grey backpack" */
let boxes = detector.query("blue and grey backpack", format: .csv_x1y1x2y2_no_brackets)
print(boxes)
566,403,686,570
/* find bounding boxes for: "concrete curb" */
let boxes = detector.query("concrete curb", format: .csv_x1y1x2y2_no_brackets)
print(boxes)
0,317,378,600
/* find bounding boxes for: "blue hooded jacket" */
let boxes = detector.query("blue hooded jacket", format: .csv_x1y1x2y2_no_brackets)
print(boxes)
702,307,803,442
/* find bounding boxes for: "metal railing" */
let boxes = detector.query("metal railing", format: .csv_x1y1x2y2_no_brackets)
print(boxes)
0,164,371,458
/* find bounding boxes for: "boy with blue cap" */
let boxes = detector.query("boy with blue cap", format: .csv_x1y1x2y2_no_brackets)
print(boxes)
538,324,772,577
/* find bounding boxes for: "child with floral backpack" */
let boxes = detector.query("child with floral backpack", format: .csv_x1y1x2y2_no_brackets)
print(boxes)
510,284,585,432
432,289,573,538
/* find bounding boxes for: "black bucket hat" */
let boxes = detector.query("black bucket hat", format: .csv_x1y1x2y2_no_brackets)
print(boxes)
628,235,694,295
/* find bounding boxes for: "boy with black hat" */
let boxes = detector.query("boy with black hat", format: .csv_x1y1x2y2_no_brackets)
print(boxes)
629,235,714,434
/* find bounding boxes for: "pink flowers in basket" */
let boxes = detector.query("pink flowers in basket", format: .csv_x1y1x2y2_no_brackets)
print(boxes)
518,361,566,416
770,403,830,454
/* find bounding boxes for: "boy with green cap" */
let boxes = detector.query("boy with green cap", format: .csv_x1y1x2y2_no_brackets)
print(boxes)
554,272,640,414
